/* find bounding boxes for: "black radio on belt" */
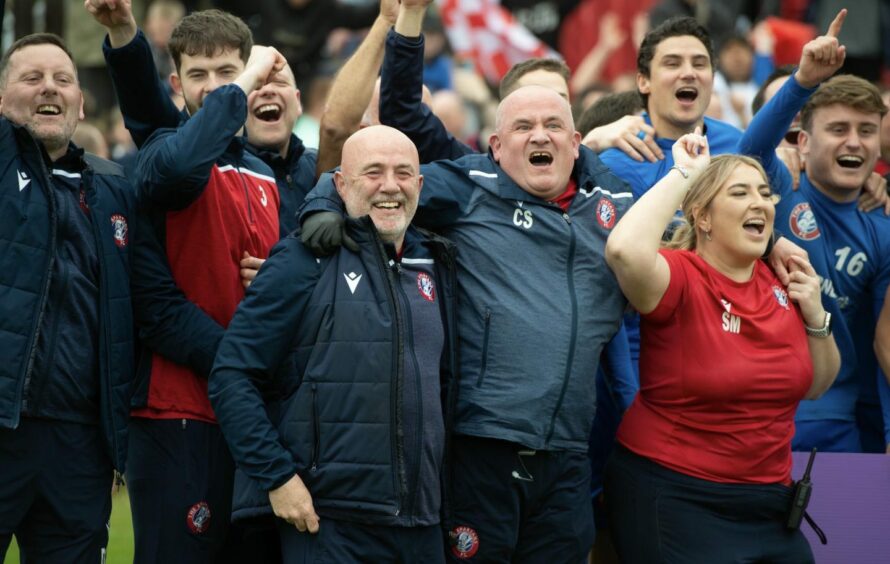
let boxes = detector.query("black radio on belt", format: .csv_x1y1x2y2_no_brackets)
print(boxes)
786,448,816,530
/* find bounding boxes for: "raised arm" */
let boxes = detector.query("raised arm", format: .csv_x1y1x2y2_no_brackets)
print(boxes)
379,0,474,162
315,0,398,175
605,131,710,313
87,0,182,147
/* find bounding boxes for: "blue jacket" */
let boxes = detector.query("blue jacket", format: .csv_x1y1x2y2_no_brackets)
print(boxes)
303,146,631,452
209,219,460,525
0,119,136,471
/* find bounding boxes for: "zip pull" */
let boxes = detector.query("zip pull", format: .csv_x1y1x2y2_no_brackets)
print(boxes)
112,470,126,493
389,258,401,273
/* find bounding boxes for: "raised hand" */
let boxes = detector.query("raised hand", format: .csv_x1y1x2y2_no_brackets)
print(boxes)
785,254,825,329
671,126,710,176
84,0,136,46
795,9,847,88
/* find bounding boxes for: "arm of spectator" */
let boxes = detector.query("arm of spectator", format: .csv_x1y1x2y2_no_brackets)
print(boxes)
750,21,776,85
775,147,802,190
605,131,710,313
381,0,474,163
784,254,840,399
569,12,626,97
583,115,663,162
209,238,318,504
316,0,398,176
131,208,224,376
857,172,890,214
90,0,182,147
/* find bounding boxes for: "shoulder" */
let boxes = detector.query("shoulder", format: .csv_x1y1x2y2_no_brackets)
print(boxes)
703,116,743,149
85,153,125,177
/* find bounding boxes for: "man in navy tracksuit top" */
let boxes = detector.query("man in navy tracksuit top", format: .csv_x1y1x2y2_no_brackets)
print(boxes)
303,85,631,561
123,11,290,563
209,126,458,562
0,34,136,563
737,13,890,453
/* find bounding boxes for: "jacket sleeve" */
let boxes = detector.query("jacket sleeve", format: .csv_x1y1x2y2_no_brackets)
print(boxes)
131,208,224,377
209,238,321,491
103,30,183,148
298,172,345,220
736,73,816,199
380,29,474,163
134,84,248,210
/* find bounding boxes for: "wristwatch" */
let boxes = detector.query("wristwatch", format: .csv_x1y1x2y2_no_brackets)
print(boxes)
805,311,833,338
670,165,690,179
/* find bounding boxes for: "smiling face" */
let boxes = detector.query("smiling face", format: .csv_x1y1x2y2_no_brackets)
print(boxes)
0,43,84,160
639,35,713,139
246,65,301,156
489,85,581,201
335,126,422,251
171,47,244,115
799,104,881,202
697,163,775,268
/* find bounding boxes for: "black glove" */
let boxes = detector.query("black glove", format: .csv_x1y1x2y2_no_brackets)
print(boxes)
301,212,359,256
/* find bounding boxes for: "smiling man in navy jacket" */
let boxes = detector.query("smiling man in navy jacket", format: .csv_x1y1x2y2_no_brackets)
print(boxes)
210,125,459,562
0,34,136,563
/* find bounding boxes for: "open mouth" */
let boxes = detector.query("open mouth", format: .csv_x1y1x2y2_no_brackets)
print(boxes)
743,218,765,235
254,103,282,122
373,201,402,210
36,104,61,116
836,155,864,169
675,87,698,103
529,151,553,167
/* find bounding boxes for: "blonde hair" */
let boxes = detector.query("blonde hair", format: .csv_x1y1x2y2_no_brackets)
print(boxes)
666,155,771,250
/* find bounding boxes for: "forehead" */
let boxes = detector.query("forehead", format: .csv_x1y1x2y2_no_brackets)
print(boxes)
7,44,76,75
515,69,569,99
653,35,710,61
811,103,882,126
347,137,418,171
503,90,571,123
721,163,765,186
179,48,244,72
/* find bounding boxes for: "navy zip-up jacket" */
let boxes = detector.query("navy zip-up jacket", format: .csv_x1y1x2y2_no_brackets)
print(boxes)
209,218,460,525
303,146,631,452
0,119,136,471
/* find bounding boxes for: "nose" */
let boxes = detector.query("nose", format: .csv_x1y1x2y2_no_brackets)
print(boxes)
204,73,223,93
530,124,549,143
845,130,862,149
379,170,401,193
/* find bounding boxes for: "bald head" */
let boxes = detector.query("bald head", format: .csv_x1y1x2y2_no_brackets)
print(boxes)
335,126,423,251
495,85,575,133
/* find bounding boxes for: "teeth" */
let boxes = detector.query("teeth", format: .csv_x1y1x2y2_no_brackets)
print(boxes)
257,104,280,114
37,105,60,115
374,202,400,209
837,156,863,163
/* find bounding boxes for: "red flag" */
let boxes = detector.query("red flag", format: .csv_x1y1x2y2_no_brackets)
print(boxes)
437,0,559,85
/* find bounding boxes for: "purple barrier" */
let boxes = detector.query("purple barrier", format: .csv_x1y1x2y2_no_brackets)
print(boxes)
792,451,890,563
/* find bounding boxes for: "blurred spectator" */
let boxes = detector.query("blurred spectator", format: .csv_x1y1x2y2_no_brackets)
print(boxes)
569,12,626,102
430,89,468,140
577,90,645,135
11,0,64,38
72,121,110,159
649,0,735,47
421,8,453,92
877,89,890,177
294,75,333,150
711,31,774,129
247,0,377,89
501,0,583,49
751,64,799,148
143,0,186,86
107,109,138,175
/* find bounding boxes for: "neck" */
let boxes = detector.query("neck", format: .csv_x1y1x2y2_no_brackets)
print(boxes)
649,110,702,141
696,244,756,283
807,175,860,204
278,136,291,158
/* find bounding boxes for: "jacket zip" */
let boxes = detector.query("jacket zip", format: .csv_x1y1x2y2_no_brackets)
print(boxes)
370,225,406,517
17,137,59,426
310,383,320,471
545,212,579,446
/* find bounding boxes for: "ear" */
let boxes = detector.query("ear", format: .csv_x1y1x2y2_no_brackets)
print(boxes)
637,72,651,96
572,129,581,159
169,73,182,95
797,129,810,158
695,206,711,235
489,132,502,162
333,170,348,201
294,88,303,117
78,91,85,122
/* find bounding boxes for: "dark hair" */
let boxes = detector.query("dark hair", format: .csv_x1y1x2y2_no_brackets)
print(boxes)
801,74,888,132
636,17,715,108
168,9,252,72
751,64,795,115
0,33,76,89
576,91,645,136
499,58,570,99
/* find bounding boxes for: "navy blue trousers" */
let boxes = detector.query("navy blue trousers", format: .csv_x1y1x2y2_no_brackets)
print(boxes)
445,435,594,563
0,419,112,564
605,446,814,564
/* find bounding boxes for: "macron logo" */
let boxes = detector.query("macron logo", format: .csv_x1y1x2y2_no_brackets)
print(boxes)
17,170,30,191
344,272,362,294
721,299,732,313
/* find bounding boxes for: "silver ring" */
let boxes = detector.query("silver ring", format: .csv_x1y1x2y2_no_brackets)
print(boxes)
636,130,646,140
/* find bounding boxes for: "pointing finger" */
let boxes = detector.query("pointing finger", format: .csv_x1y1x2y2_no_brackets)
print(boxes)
826,8,846,38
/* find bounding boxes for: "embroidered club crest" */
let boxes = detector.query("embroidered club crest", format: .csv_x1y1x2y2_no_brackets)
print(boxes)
110,214,128,248
450,526,480,559
595,198,616,229
417,272,436,302
772,285,790,310
788,203,820,240
186,501,211,534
